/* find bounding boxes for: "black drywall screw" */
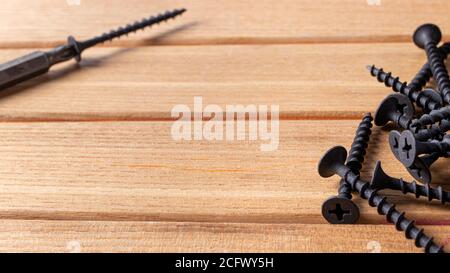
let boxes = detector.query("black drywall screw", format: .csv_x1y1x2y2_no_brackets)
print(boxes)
399,130,449,167
71,8,187,59
368,65,443,112
374,93,415,128
318,146,445,253
0,8,187,91
371,161,450,205
321,113,373,224
414,24,450,104
388,131,440,184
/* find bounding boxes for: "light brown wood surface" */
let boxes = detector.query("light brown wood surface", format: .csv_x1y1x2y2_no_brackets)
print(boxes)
0,43,434,121
1,0,450,47
0,0,449,253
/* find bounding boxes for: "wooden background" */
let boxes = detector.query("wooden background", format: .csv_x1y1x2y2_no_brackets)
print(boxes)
0,0,449,253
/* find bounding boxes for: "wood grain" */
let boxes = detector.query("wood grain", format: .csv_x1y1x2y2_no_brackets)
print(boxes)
1,0,450,47
0,120,448,224
0,43,437,121
1,220,449,253
0,0,449,253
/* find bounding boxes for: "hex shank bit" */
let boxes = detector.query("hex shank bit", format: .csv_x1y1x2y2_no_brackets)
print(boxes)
0,8,186,91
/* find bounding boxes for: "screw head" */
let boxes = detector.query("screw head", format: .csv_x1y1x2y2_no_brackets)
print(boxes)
389,130,402,161
413,24,442,49
398,130,418,167
374,94,414,126
370,161,391,190
318,146,347,178
406,157,432,184
321,196,360,224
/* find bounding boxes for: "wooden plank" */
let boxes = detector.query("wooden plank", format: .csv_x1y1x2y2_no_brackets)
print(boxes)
0,120,448,224
0,220,449,253
0,43,434,121
1,0,450,47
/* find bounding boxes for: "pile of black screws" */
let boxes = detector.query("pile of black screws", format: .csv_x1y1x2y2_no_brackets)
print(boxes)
318,24,450,253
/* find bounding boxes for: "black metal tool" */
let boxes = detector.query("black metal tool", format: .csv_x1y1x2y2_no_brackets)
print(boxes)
0,8,186,91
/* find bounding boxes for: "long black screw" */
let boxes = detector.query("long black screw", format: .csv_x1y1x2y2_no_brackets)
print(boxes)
321,113,373,224
368,65,443,112
0,8,187,91
388,130,440,183
371,161,450,205
318,146,445,253
413,24,450,104
71,9,187,60
399,131,449,167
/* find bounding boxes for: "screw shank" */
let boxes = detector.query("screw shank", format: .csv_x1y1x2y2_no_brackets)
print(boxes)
0,51,51,91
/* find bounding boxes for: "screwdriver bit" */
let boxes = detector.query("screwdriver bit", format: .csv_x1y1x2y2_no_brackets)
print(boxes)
0,8,186,91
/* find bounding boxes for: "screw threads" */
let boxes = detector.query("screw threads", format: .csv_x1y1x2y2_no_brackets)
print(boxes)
412,106,450,128
350,176,443,253
398,179,449,204
338,113,373,199
346,113,374,172
425,42,450,104
409,64,433,91
337,182,352,199
410,43,450,90
80,9,186,49
368,65,440,111
414,119,450,141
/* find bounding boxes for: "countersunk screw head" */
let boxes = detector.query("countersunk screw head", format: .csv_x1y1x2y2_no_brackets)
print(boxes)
318,146,347,178
413,24,442,49
389,131,433,183
398,130,418,167
406,157,432,184
374,94,414,126
321,196,360,224
389,130,402,161
370,161,393,190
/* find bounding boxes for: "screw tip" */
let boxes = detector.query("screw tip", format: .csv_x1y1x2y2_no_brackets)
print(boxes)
366,65,374,71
